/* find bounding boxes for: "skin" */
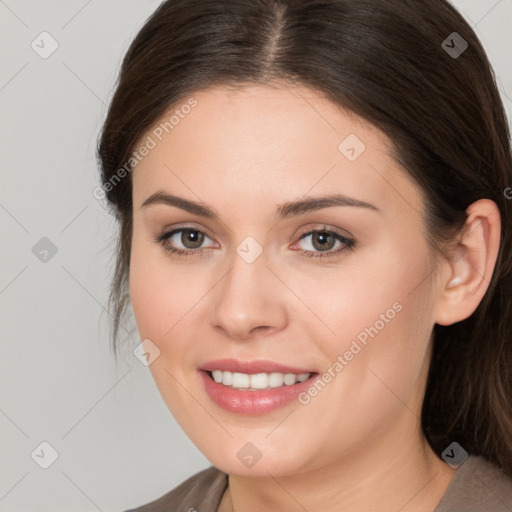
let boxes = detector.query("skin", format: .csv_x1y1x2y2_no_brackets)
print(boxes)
128,83,501,512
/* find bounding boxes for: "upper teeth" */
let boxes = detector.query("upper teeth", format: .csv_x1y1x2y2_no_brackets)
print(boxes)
211,370,311,390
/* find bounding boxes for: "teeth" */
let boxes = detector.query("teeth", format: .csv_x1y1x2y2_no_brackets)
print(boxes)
210,370,311,390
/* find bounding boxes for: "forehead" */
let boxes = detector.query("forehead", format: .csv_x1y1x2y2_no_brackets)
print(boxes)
131,84,423,218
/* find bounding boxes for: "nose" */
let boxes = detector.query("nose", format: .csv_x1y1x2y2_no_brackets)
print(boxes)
210,245,288,341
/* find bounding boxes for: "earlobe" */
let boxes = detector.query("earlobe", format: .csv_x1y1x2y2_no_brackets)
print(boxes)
434,199,501,327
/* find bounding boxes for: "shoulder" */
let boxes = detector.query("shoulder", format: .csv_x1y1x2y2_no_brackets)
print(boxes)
123,465,228,512
435,455,512,512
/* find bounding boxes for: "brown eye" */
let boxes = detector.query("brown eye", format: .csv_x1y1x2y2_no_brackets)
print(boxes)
179,229,205,249
154,227,215,257
295,228,355,259
309,231,338,251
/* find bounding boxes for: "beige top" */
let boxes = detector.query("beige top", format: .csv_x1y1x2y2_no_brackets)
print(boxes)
125,455,512,511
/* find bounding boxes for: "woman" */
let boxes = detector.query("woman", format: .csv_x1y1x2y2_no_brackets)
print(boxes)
97,0,512,510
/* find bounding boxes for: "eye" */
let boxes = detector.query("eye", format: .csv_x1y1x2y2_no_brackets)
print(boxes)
153,225,356,260
293,226,355,259
153,227,216,258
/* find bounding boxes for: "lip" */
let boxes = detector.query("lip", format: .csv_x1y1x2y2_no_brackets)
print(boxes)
198,358,315,374
198,368,320,416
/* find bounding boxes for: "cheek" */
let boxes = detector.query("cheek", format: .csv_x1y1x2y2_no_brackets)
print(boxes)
128,239,203,419
129,234,206,340
297,244,434,411
128,244,167,339
296,238,431,350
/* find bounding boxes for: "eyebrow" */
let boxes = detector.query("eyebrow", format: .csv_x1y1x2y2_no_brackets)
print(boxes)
140,190,380,220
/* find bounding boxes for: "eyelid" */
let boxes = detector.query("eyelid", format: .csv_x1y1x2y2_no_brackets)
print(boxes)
294,223,353,240
161,222,216,241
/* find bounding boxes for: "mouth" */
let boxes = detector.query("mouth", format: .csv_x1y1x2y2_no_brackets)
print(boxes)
202,369,319,391
198,367,321,415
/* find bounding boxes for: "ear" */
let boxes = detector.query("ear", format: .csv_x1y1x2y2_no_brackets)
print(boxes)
433,198,501,326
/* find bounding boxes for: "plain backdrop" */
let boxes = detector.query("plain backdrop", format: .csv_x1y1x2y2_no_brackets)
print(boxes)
1,1,511,510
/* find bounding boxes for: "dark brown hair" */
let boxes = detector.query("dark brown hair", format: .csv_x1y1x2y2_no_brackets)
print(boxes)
97,0,512,475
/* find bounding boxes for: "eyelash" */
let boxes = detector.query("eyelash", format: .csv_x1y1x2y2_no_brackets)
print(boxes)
153,226,356,260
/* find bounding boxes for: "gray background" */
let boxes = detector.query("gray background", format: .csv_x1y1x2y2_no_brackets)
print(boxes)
1,1,511,510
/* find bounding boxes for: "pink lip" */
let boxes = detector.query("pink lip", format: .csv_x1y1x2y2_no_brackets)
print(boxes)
198,358,315,374
198,370,319,415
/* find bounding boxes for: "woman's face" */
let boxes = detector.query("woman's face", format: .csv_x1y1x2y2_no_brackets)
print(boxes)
129,83,442,477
